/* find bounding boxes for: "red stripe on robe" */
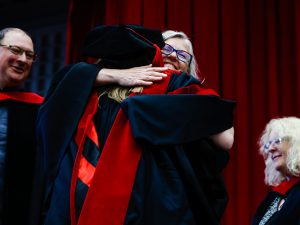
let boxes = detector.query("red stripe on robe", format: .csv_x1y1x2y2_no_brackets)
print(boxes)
77,122,99,187
168,83,219,96
0,91,43,104
78,157,96,187
71,91,99,225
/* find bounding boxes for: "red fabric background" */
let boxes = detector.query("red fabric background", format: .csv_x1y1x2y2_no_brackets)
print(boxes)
65,0,300,224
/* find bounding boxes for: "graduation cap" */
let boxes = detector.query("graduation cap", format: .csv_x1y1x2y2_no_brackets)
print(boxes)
82,24,165,68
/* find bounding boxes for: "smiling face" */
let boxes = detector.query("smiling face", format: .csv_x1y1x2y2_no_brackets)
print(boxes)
163,37,191,73
264,130,290,176
0,29,34,89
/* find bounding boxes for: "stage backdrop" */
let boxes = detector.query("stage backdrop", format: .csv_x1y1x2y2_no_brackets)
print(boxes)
65,0,300,224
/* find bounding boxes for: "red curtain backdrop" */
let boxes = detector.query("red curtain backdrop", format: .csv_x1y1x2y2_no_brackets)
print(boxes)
65,0,300,224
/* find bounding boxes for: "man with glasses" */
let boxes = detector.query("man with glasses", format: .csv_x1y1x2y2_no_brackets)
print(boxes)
0,28,37,89
0,28,43,225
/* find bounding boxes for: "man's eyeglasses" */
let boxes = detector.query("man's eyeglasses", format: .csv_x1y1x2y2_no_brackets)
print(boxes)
263,137,288,153
161,44,193,65
0,44,37,61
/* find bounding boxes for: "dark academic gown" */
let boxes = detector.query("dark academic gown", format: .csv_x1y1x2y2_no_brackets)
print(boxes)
31,62,235,225
251,180,300,225
0,91,43,225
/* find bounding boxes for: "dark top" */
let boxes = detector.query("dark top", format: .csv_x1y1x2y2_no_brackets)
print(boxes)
0,99,40,225
251,181,300,225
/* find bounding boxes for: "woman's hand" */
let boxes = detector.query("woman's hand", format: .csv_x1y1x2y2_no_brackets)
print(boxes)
95,64,168,87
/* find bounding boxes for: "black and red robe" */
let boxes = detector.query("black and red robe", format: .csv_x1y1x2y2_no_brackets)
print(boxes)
32,62,235,225
251,178,300,225
0,91,43,225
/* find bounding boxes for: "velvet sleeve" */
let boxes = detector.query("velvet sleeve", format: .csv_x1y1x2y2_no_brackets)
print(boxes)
31,63,101,225
37,62,100,168
120,73,235,145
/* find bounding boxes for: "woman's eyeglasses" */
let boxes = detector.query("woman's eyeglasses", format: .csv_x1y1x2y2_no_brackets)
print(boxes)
0,44,37,61
263,137,288,153
161,44,193,65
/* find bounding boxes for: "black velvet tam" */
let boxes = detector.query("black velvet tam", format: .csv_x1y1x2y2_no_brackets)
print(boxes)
82,24,165,68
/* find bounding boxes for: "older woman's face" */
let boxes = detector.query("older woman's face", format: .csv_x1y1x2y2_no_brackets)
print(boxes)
264,130,290,175
162,37,191,73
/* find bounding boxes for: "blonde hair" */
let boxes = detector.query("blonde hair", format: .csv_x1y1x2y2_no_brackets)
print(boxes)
259,117,300,186
98,86,143,103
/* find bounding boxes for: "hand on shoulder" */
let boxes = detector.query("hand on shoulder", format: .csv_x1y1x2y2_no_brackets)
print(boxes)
95,64,168,87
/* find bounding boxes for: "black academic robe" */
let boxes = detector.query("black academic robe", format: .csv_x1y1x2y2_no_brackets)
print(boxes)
251,180,300,225
32,62,235,225
0,95,41,225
